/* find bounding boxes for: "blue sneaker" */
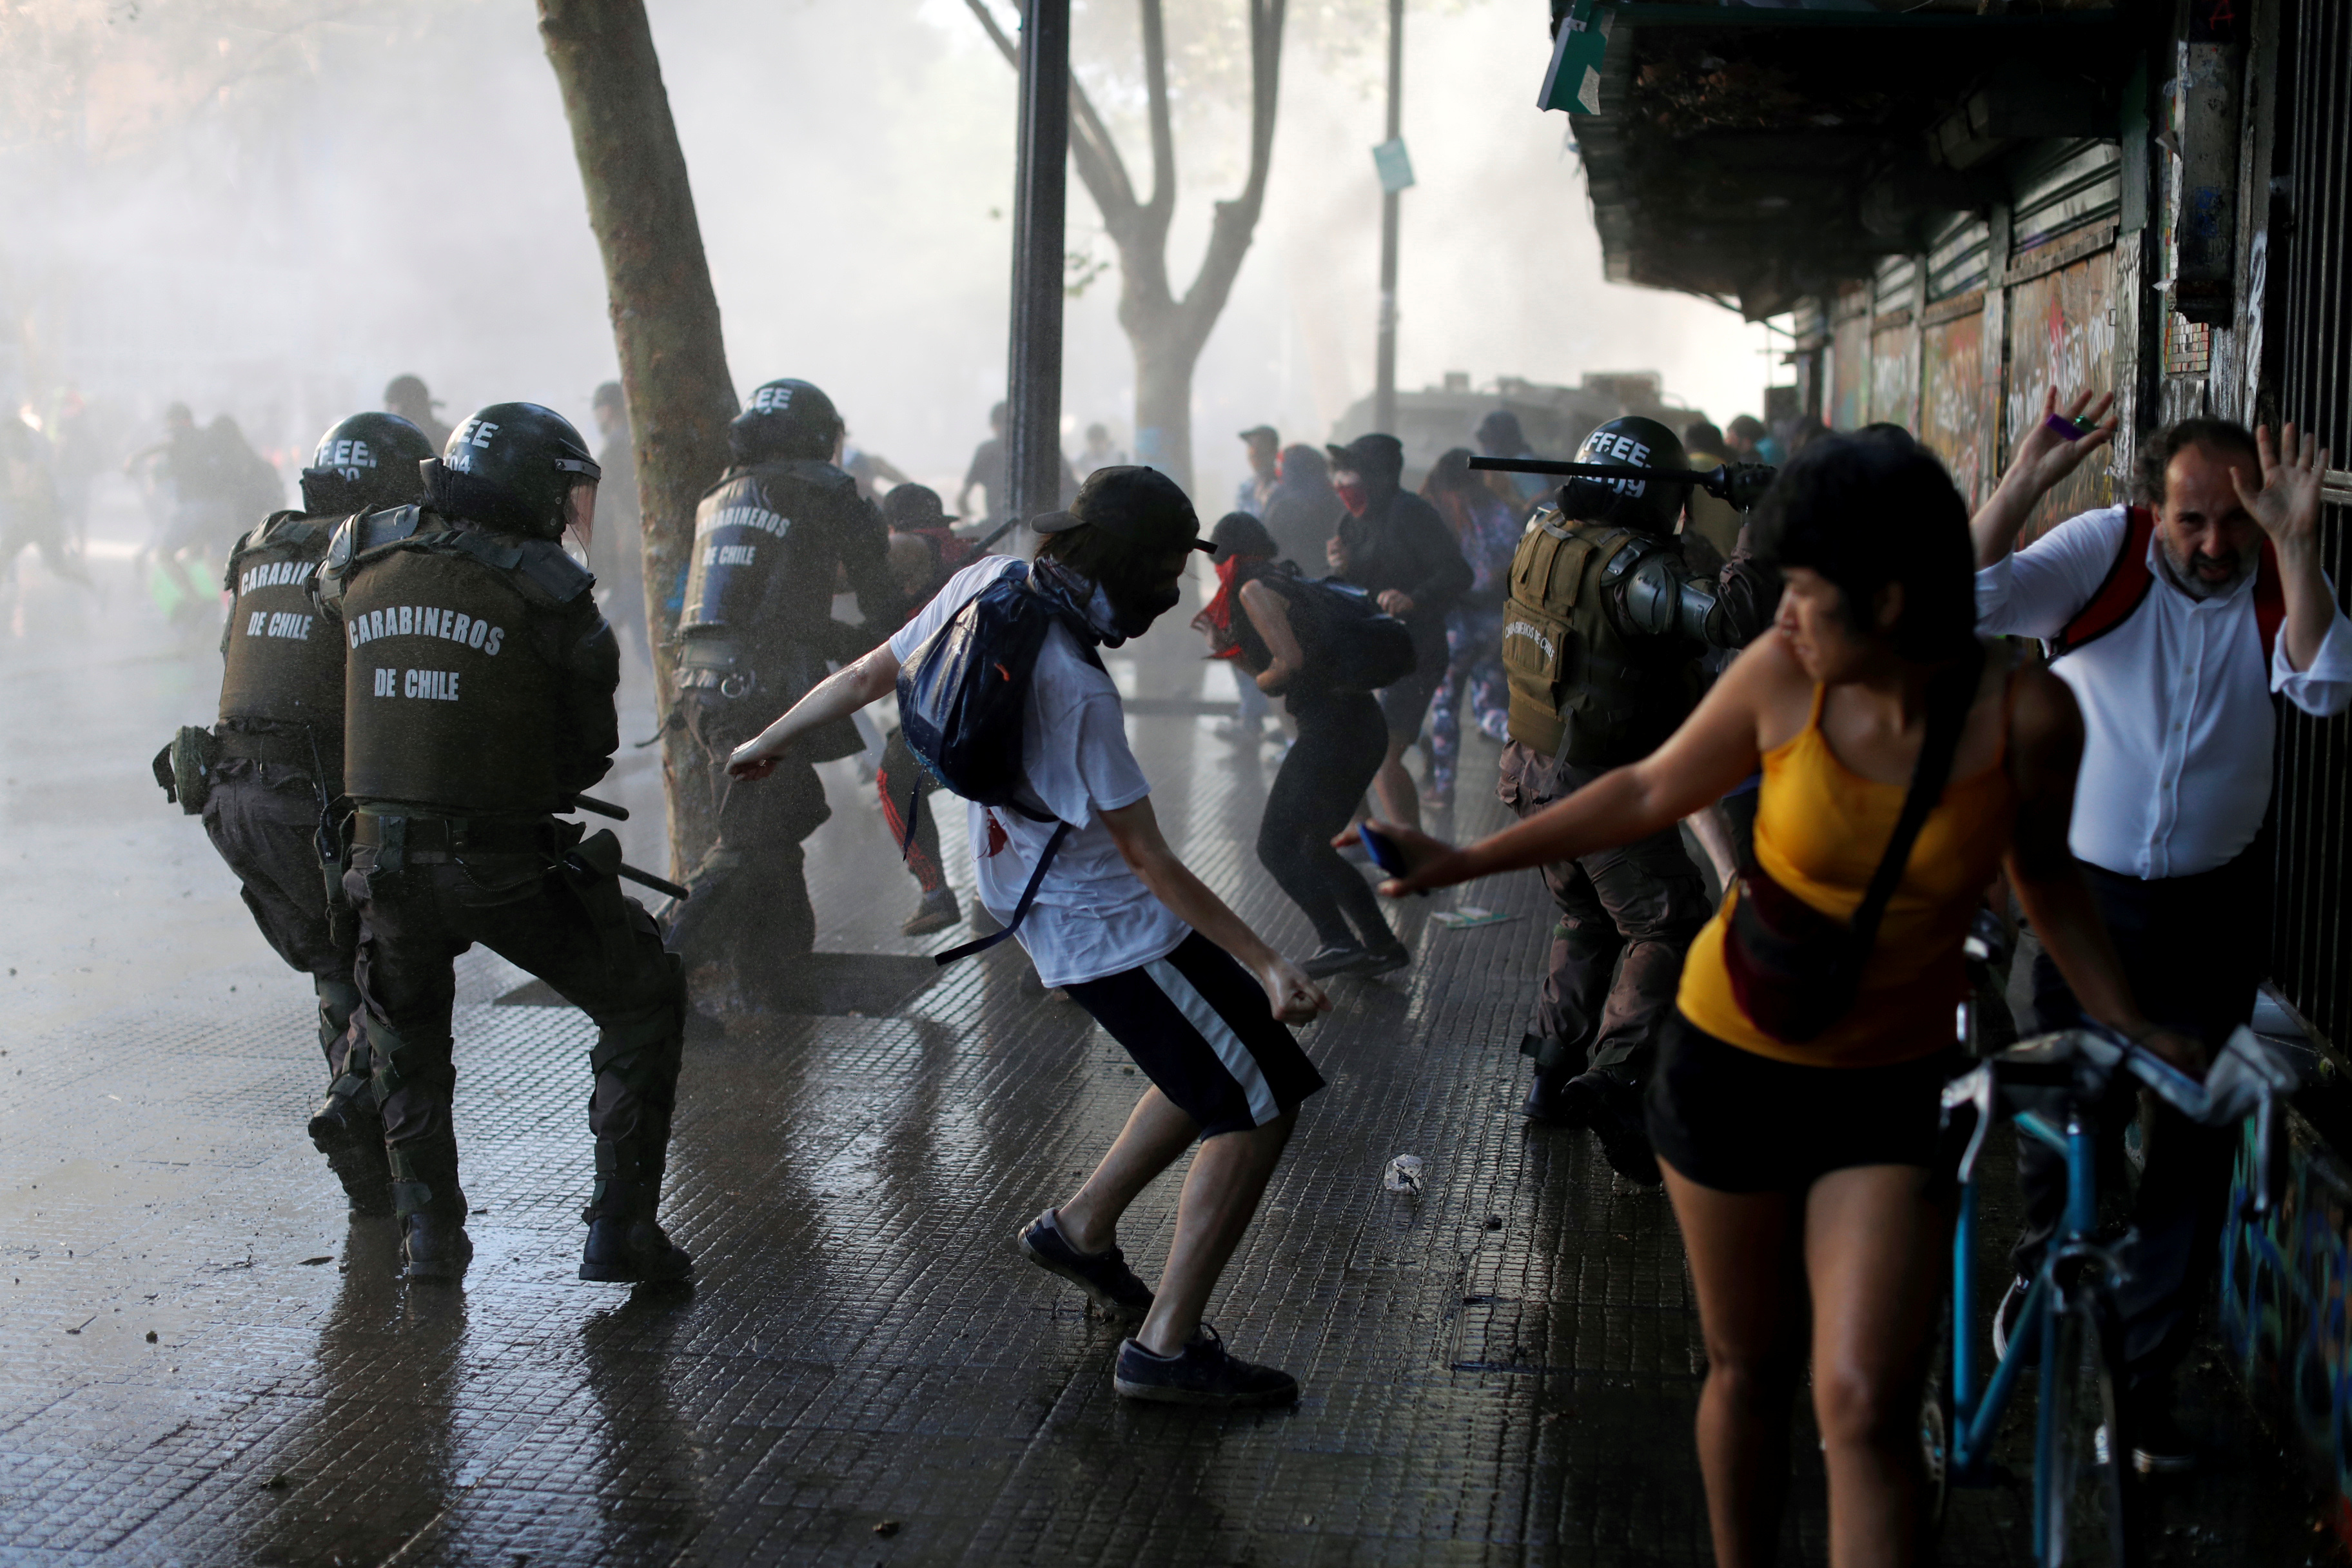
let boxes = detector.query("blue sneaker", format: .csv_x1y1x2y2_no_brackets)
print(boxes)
1113,1323,1298,1407
1017,1210,1154,1323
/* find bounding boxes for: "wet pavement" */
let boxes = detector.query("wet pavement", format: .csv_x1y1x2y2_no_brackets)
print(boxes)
0,533,2337,1565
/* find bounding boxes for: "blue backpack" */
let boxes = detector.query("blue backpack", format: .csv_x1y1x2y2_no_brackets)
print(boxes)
894,561,1100,964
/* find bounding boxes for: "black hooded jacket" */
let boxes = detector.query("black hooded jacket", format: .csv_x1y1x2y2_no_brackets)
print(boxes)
1333,482,1474,639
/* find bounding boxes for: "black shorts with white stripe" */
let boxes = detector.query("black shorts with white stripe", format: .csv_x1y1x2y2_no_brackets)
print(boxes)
1064,932,1326,1137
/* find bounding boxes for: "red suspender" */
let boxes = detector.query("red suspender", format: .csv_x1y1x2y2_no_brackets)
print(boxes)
2050,506,2157,659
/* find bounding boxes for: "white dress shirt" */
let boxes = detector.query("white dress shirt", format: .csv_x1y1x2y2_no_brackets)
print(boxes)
1975,504,2352,880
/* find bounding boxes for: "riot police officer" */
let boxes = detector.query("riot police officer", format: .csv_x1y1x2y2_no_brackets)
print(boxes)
664,378,901,1009
1496,415,1776,1181
183,412,433,1218
317,402,689,1284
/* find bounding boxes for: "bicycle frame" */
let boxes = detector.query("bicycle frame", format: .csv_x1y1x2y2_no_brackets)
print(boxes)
1947,1106,2098,1551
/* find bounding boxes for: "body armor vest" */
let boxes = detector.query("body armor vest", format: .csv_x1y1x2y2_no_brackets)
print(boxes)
320,507,598,813
674,461,870,759
1500,512,1703,768
217,511,346,775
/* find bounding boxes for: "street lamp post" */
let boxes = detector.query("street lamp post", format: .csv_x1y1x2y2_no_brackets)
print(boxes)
1006,0,1072,522
1373,0,1405,436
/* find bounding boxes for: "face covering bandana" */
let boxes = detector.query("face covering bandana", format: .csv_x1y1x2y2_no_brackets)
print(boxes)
1335,478,1371,517
1027,553,1131,647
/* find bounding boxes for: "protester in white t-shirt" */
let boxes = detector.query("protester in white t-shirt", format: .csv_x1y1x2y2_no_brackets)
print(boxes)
726,466,1331,1409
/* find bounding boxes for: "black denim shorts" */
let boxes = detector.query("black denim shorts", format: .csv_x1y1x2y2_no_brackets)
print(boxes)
1645,1011,1963,1193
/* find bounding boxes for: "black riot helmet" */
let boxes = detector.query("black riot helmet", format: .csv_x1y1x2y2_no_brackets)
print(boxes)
729,378,843,466
422,402,600,540
299,411,434,515
1558,415,1689,535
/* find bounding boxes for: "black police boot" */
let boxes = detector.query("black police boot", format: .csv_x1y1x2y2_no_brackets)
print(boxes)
580,1216,693,1284
307,1090,395,1220
389,1139,471,1282
1582,1072,1661,1186
1519,1035,1592,1126
580,1144,691,1284
400,1211,475,1282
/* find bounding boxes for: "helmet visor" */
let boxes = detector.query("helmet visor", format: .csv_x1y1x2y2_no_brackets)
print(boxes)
563,479,598,552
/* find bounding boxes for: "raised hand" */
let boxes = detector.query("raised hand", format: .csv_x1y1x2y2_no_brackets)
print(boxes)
2232,422,2332,551
2006,386,2117,501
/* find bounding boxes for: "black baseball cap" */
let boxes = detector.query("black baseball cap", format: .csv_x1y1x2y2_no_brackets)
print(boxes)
1029,465,1212,553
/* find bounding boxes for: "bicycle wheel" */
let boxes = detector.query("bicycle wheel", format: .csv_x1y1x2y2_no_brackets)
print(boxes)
2039,1277,2141,1567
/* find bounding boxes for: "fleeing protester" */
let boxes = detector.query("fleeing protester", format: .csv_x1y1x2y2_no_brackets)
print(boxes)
1325,433,1472,831
383,373,453,453
171,411,433,1220
1235,425,1280,517
1973,394,2352,1467
1,412,93,593
1263,442,1341,572
126,402,241,620
665,378,901,1012
729,467,1331,1407
1195,513,1407,977
1075,422,1126,479
1475,408,1551,518
586,381,649,672
1418,448,1516,812
1487,418,1775,1169
877,482,974,936
322,402,692,1286
958,401,1008,526
48,389,103,554
1365,433,2200,1568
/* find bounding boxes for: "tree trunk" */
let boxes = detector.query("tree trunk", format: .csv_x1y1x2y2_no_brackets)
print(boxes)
1131,336,1196,491
538,0,736,879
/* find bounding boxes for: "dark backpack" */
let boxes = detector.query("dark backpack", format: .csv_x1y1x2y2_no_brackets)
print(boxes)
894,561,1099,964
1282,575,1418,691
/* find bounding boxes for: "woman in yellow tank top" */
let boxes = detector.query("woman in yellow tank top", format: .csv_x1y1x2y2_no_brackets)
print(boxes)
1360,436,2198,1567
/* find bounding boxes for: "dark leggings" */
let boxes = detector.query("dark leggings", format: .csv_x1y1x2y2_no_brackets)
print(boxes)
1257,689,1395,950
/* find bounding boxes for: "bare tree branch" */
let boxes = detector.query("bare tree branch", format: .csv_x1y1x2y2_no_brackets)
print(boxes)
1171,0,1284,355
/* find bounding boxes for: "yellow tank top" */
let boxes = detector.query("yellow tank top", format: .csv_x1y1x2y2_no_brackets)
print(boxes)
1678,674,2020,1068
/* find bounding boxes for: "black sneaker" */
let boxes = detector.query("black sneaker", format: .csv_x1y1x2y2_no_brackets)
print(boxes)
1583,1073,1661,1186
1018,1210,1153,1322
400,1213,473,1282
1992,1275,2037,1365
1356,942,1411,977
1112,1323,1298,1407
580,1217,693,1284
1302,944,1368,979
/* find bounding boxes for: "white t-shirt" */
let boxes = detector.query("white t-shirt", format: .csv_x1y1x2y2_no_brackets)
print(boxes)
888,556,1190,986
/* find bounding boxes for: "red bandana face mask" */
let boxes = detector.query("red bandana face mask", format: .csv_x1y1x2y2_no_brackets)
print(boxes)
1190,554,1266,658
1334,478,1371,516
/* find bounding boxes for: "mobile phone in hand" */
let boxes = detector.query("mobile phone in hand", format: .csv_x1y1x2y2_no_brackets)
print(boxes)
1358,824,1410,879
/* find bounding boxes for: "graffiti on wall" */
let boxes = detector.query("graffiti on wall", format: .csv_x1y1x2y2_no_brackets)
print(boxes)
1869,323,1919,433
2219,1108,2352,1540
2005,250,2119,538
1920,306,1987,507
1830,309,1870,434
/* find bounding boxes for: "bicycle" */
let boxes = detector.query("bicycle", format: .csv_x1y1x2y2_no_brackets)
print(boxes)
1921,992,2300,1567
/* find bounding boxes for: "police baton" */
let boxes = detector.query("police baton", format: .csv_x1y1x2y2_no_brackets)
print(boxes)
1468,455,1777,511
562,795,692,901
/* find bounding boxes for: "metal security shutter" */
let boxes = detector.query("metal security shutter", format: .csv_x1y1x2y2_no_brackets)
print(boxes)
2269,0,2352,1049
2010,137,2123,258
1925,210,1993,302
